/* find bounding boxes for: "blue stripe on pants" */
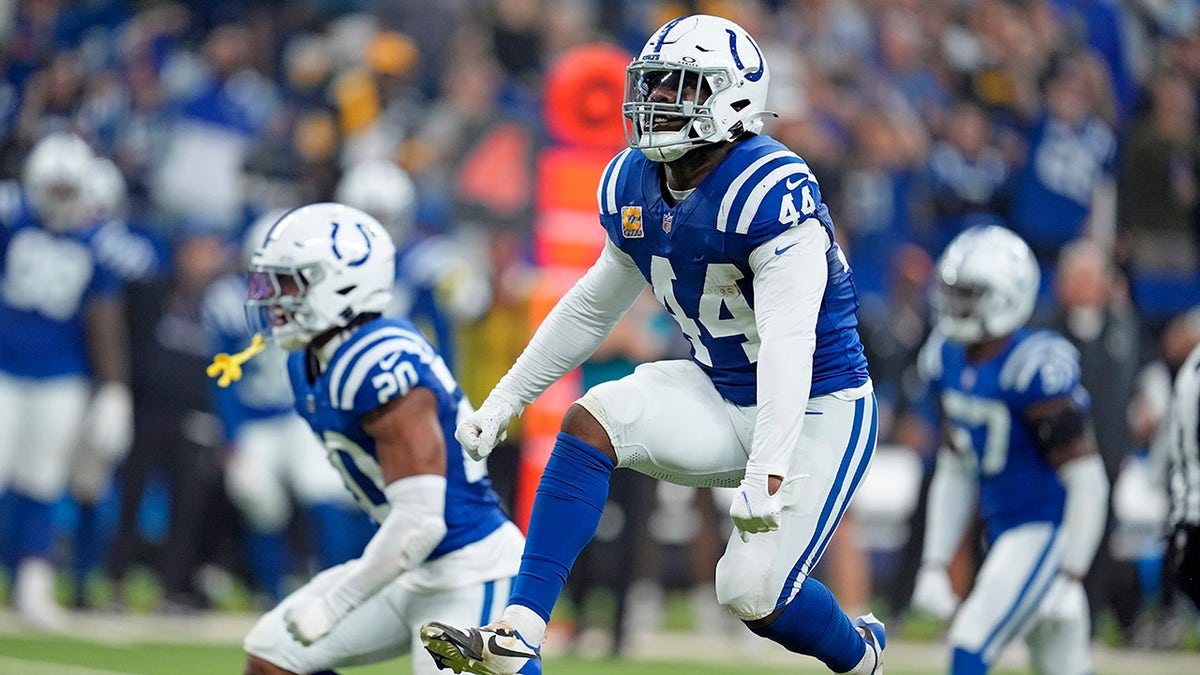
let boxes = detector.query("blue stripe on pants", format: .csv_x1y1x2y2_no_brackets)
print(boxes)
479,579,497,625
977,528,1059,665
775,396,869,608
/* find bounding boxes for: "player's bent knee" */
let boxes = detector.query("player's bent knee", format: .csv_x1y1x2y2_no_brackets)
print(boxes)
714,552,776,621
561,402,616,462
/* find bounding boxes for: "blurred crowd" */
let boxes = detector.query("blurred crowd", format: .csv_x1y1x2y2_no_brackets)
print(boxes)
0,0,1198,657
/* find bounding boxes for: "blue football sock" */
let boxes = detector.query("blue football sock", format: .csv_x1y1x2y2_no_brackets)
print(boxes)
509,432,614,622
245,530,288,602
951,647,988,674
748,577,866,672
72,501,100,585
11,491,54,560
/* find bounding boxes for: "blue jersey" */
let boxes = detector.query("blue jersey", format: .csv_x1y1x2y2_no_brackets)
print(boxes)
597,135,869,406
1011,113,1116,258
202,274,297,441
287,317,509,560
920,329,1089,540
0,184,123,379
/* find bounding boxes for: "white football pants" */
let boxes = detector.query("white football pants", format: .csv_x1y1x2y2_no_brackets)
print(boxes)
949,521,1093,674
0,371,90,501
244,521,524,674
577,359,877,621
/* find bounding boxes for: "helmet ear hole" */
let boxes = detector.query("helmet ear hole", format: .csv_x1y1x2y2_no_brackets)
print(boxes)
336,285,356,296
731,99,750,112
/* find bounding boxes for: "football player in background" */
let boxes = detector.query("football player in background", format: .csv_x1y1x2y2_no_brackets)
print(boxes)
0,133,133,628
67,154,162,608
911,225,1109,674
202,210,372,606
239,202,524,675
335,158,491,373
422,15,883,675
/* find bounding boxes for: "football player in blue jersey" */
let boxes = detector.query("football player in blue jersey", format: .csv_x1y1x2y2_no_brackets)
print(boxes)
911,225,1109,674
239,203,525,675
203,210,372,606
0,133,133,629
421,14,883,675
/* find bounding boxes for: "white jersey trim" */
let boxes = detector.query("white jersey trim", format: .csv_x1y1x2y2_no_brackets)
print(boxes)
336,336,426,411
734,163,811,235
598,149,634,216
328,326,423,409
716,150,792,233
999,332,1079,395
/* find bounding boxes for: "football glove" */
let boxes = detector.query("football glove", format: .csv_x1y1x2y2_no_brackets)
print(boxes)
1036,573,1086,624
455,389,523,461
82,381,133,462
284,595,336,646
911,564,959,620
729,472,782,542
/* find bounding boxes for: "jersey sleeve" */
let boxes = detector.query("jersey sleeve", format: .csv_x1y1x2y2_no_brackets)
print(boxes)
999,331,1088,410
596,148,637,248
331,330,453,418
715,151,825,250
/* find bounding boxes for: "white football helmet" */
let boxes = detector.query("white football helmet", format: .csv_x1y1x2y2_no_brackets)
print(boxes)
624,14,773,162
22,132,95,231
242,208,290,266
245,202,396,351
83,156,128,220
933,225,1040,345
334,159,417,243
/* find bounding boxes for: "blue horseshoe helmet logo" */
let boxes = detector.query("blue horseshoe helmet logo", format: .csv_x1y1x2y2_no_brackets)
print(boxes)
726,29,764,82
330,221,372,267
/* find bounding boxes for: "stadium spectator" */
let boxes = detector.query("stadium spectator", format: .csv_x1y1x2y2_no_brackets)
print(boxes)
1036,238,1161,643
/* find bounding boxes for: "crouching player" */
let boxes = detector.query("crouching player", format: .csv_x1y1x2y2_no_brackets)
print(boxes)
237,203,524,675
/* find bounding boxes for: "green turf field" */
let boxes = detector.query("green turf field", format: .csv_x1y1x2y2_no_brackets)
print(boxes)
0,634,1031,675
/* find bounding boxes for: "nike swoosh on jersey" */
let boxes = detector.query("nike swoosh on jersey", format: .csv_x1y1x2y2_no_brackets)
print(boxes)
775,242,800,255
785,176,803,190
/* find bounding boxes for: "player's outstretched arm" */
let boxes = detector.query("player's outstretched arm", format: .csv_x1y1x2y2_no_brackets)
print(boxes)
459,239,645,460
912,445,977,620
285,388,449,646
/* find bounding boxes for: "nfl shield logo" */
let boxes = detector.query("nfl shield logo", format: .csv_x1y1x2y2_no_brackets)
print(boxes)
662,212,673,233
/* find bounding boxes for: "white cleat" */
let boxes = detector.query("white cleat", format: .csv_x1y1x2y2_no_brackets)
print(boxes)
853,613,886,675
420,620,542,675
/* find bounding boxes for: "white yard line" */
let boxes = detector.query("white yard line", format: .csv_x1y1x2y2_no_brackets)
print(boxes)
0,656,139,675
